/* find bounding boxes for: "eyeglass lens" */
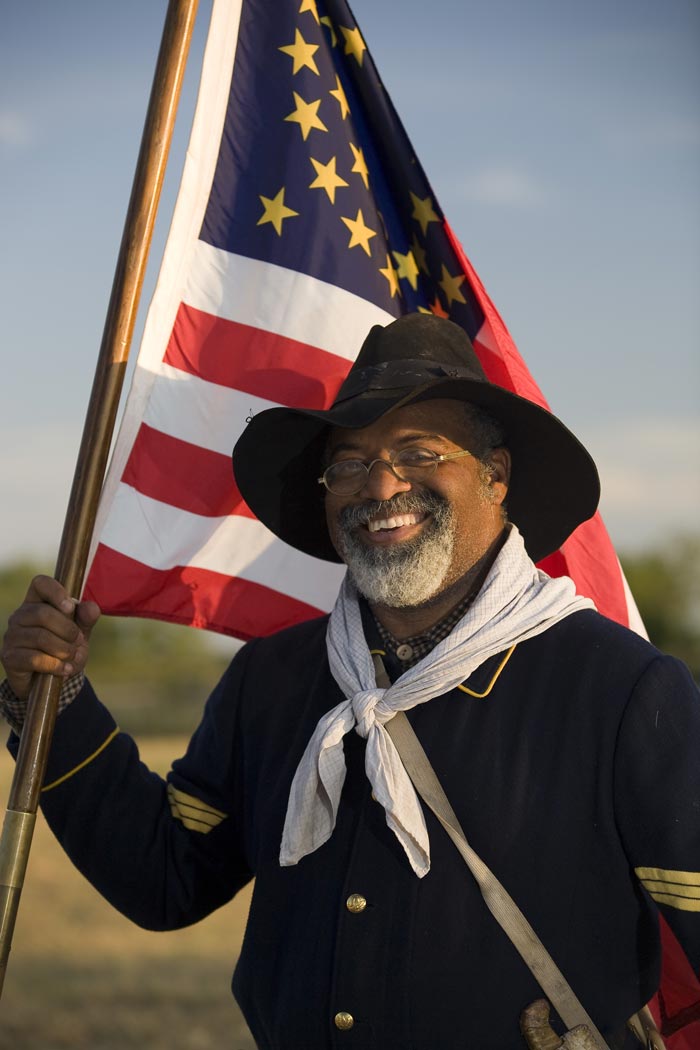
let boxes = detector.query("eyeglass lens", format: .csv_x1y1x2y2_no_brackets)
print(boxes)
324,448,439,494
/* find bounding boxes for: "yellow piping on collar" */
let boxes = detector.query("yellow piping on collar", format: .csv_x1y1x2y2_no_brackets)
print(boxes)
370,645,516,697
457,645,516,697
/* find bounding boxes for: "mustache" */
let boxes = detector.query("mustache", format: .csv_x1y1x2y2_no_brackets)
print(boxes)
339,490,449,531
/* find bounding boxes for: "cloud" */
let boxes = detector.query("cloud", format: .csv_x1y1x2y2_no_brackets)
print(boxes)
0,111,33,149
452,166,547,208
584,417,700,551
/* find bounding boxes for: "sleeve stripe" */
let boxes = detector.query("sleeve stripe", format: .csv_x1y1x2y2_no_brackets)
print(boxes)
636,866,700,887
168,784,227,818
641,881,700,899
636,867,700,912
41,728,120,793
168,806,222,833
646,892,700,913
168,802,222,828
167,783,227,834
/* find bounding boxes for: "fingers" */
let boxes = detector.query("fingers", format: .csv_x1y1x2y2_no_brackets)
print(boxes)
19,577,101,640
1,575,101,700
24,574,80,615
24,578,101,637
75,600,101,638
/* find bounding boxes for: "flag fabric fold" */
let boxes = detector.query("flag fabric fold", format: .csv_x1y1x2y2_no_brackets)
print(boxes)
83,1,697,1038
85,0,633,636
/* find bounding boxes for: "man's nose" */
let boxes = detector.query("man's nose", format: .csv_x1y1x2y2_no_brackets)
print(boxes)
361,459,413,501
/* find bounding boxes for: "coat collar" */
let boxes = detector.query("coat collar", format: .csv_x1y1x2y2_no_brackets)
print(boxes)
359,600,515,695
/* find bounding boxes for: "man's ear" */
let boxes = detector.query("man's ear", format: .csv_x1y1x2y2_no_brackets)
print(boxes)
488,448,510,506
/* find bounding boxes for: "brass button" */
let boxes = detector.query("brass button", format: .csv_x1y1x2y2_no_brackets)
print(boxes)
395,642,414,662
346,893,367,914
334,1011,354,1030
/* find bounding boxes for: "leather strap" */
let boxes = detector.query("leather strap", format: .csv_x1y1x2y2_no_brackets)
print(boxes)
381,689,610,1048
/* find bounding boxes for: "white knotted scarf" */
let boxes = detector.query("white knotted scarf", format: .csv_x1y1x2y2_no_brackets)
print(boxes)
280,525,594,876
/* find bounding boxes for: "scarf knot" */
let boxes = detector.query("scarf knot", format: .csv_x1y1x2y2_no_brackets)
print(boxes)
352,687,391,736
280,525,595,876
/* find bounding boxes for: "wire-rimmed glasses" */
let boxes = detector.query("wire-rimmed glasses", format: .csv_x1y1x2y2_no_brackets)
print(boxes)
317,447,474,496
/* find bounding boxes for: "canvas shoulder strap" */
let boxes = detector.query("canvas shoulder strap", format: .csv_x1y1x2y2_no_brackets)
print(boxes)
383,703,610,1049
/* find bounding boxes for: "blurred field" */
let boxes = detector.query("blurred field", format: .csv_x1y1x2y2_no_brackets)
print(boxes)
0,737,257,1050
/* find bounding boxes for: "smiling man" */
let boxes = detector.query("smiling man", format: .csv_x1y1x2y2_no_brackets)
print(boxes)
1,314,699,1049
323,399,510,623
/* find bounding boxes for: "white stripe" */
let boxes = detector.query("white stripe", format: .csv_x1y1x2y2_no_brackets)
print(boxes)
88,0,393,586
92,254,393,568
136,0,244,377
89,0,242,567
100,484,344,612
143,364,276,456
183,243,395,361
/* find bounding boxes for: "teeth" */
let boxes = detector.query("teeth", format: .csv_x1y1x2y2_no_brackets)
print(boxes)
368,513,420,533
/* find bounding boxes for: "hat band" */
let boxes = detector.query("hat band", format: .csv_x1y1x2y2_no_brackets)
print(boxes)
333,358,485,405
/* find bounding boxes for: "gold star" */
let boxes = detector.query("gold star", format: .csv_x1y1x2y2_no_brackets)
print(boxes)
285,92,328,140
392,249,420,290
257,187,299,236
417,306,432,314
309,156,349,203
379,254,400,298
279,28,320,76
439,263,467,305
340,25,366,65
428,295,449,318
410,192,440,235
299,0,320,24
349,142,369,188
410,232,428,273
320,15,337,47
329,75,349,120
341,209,377,256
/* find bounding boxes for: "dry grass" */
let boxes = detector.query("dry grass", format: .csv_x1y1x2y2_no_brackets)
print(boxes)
0,737,257,1049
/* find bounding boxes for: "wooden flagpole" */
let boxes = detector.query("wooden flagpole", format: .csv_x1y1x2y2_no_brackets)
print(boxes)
0,0,200,996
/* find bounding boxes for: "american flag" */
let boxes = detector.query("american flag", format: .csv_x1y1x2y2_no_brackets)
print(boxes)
84,0,638,639
83,1,698,1039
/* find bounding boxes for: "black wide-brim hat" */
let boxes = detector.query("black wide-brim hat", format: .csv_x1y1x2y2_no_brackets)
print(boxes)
232,314,600,564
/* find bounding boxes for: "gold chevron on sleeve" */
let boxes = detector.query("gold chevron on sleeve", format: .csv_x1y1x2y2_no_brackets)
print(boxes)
167,784,227,834
636,867,700,912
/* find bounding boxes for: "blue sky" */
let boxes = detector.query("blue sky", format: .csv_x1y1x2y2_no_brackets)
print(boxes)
1,0,698,566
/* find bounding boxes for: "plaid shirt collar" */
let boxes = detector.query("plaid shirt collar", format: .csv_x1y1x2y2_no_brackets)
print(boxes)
371,587,478,669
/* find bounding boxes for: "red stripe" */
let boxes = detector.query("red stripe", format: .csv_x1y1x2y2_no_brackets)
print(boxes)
121,423,254,518
445,220,630,629
537,513,628,626
656,919,700,1038
84,545,326,640
445,220,549,409
164,304,352,408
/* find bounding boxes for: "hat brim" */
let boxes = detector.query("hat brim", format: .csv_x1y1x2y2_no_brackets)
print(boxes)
233,378,600,565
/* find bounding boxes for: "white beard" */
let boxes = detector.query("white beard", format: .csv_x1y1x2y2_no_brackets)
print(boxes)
334,493,455,608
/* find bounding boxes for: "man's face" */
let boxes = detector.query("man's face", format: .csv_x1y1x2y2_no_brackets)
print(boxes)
324,399,510,608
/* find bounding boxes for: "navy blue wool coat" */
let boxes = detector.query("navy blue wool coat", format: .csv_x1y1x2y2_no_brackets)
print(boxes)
14,609,700,1049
